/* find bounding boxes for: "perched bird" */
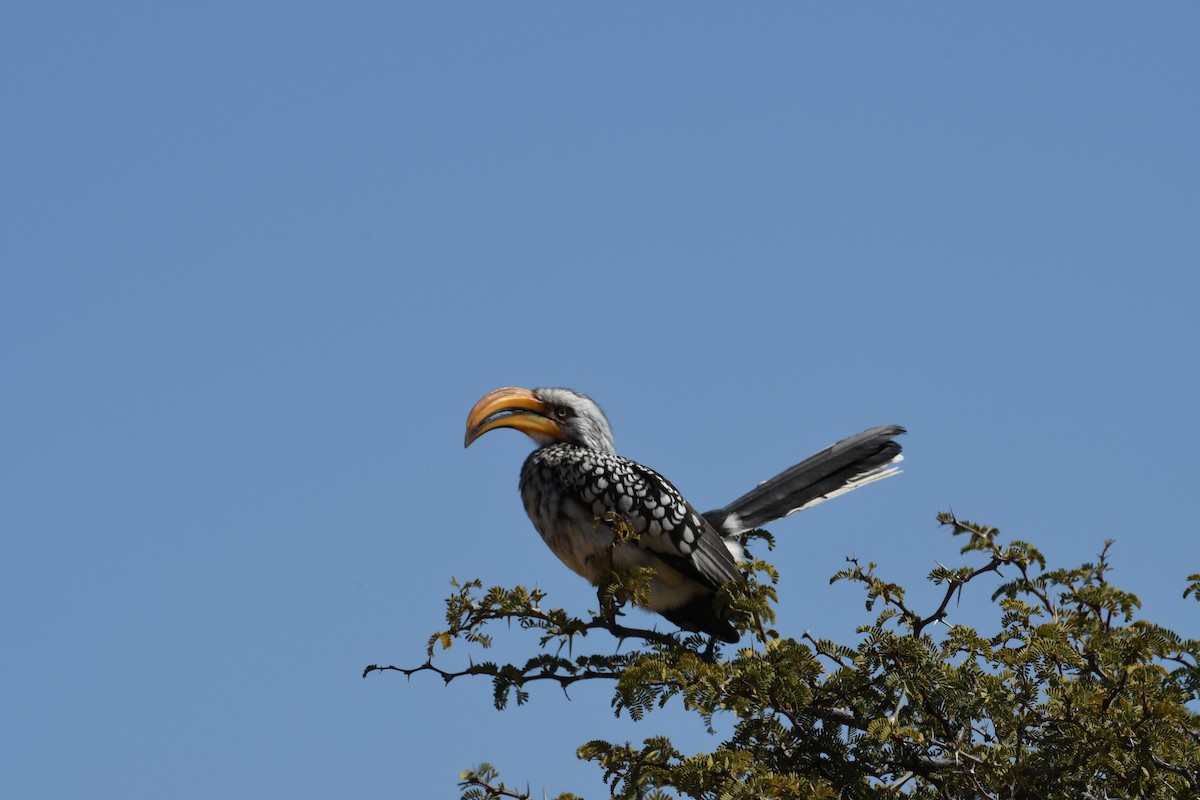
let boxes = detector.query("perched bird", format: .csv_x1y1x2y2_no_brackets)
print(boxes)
464,386,904,642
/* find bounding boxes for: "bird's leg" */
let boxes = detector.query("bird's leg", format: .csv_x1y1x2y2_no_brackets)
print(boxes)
596,582,626,625
592,510,640,626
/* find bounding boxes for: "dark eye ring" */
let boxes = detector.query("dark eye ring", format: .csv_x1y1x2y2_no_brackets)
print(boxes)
555,407,570,419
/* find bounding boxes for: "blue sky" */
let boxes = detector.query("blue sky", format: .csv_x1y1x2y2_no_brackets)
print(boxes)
3,4,1198,797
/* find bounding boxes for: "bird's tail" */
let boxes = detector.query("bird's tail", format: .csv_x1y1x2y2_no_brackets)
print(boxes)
704,425,905,537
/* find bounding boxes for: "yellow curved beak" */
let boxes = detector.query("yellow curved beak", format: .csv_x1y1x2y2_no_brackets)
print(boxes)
464,386,563,447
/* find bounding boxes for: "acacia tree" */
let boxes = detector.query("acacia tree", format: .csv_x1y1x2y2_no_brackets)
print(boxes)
366,513,1200,799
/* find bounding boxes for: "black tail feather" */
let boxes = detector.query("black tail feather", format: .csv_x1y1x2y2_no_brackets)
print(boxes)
707,425,905,535
658,595,740,643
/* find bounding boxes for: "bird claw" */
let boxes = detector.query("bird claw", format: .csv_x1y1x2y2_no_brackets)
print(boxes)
595,586,624,624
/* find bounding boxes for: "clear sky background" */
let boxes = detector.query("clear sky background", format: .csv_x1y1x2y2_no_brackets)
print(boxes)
4,4,1198,798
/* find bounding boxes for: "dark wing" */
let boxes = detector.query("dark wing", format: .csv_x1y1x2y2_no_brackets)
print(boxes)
615,458,742,591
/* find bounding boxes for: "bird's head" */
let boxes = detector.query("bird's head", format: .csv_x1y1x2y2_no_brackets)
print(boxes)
464,386,616,453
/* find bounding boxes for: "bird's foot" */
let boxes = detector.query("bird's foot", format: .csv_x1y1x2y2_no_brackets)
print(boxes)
596,582,628,620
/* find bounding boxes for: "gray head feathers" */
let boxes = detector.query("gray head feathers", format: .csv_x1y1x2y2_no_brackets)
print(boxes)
532,387,617,453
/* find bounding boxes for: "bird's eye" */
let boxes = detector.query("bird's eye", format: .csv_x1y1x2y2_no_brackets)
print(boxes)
555,406,571,420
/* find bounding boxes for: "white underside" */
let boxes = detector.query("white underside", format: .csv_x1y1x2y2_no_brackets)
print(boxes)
533,514,712,612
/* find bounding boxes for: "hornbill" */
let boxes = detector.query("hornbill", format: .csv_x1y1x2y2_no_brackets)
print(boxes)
464,387,904,642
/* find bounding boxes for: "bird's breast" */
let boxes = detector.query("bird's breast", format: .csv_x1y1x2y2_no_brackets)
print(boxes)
517,444,705,610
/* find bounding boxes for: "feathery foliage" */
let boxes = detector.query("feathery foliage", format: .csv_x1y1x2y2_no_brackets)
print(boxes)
368,514,1200,798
